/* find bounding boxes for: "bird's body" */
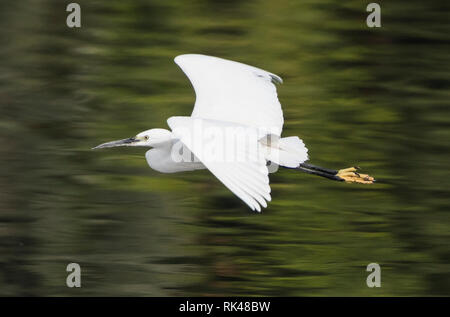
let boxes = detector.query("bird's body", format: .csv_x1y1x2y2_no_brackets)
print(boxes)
94,54,374,211
144,133,204,173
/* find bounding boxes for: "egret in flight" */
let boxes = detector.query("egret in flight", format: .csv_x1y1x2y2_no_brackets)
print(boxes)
93,54,374,211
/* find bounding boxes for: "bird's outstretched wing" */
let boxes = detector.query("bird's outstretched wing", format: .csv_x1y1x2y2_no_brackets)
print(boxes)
174,54,284,136
168,116,271,211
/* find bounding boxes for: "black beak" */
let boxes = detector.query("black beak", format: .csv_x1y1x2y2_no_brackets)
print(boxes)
92,137,138,149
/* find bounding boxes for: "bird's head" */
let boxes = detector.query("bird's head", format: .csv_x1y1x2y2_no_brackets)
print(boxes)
92,128,172,149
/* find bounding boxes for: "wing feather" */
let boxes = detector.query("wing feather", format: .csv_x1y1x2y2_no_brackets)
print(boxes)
168,116,271,211
175,54,284,136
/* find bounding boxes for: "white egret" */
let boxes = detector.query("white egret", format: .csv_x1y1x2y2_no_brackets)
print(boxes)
93,54,374,211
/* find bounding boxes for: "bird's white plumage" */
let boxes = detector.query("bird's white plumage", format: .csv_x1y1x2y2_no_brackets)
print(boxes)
94,54,311,211
174,54,284,136
168,116,271,211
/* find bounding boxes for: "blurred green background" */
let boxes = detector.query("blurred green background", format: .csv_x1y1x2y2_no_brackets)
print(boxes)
0,0,449,296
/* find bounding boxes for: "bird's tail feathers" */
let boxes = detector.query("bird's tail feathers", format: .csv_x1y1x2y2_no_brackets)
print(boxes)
264,136,309,168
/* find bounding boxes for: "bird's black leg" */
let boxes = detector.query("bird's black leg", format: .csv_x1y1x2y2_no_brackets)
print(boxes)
295,165,344,181
290,162,375,184
299,163,338,175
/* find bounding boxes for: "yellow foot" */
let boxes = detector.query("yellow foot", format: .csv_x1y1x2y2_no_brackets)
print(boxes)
336,167,375,184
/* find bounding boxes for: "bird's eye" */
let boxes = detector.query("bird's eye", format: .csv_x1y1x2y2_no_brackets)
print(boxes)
144,135,149,140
